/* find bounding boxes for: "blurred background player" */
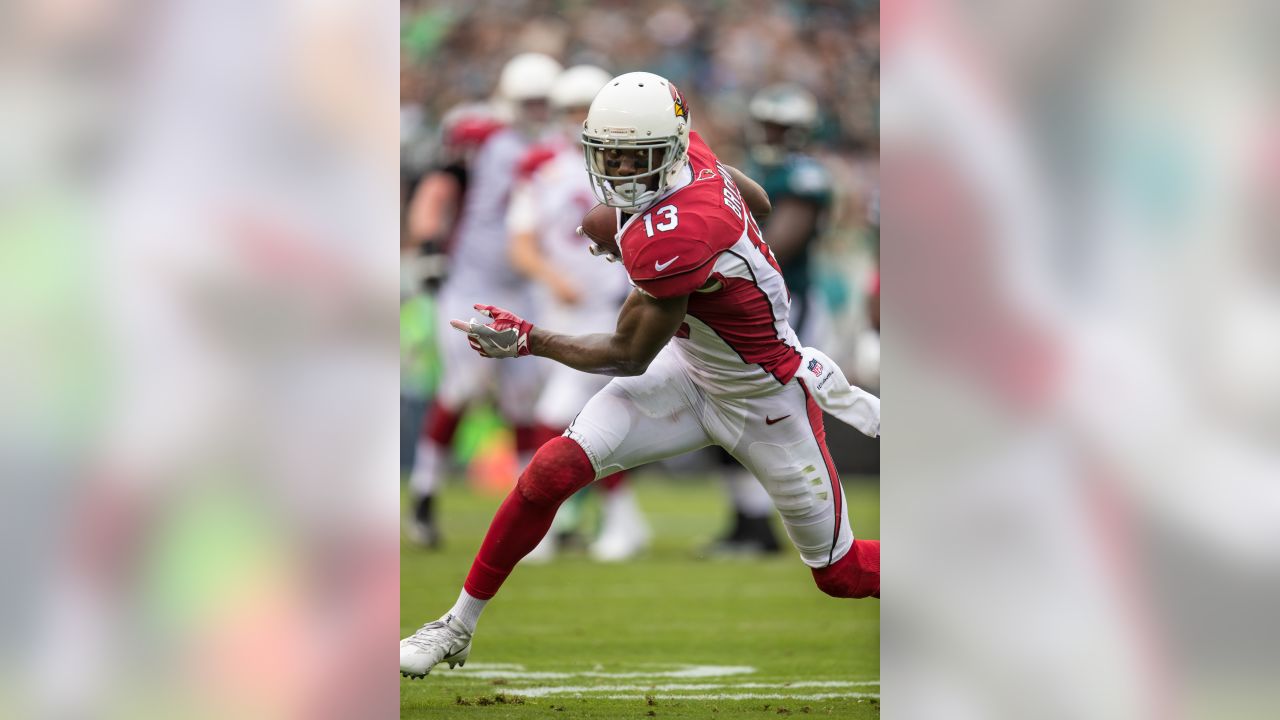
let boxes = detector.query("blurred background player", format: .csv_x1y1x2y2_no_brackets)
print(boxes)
745,83,834,343
706,83,836,556
401,102,504,546
404,102,506,288
855,189,880,390
404,52,564,547
507,65,650,562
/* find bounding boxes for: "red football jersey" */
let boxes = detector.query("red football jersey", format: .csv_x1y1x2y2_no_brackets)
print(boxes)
616,132,803,393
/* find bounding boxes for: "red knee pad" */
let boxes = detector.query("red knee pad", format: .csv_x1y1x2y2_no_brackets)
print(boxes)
515,436,596,509
812,539,880,599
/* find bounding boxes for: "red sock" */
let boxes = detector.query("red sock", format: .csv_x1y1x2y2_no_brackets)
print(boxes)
463,436,596,599
812,539,879,599
424,400,463,446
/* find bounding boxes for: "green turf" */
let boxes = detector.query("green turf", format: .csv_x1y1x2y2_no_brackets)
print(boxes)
401,473,880,719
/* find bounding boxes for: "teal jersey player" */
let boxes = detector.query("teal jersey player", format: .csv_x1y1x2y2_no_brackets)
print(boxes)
704,84,838,557
745,82,834,339
748,153,832,301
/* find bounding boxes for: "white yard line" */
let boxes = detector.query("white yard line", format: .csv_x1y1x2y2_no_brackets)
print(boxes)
500,684,729,697
501,681,879,698
598,692,881,701
446,663,882,703
450,663,757,680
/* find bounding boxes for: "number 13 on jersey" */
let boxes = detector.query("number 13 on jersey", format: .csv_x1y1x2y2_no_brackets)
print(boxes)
642,205,678,237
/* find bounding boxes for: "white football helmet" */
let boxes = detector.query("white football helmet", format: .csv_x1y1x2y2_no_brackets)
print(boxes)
748,83,819,128
582,71,691,211
497,53,563,102
748,83,819,164
550,65,612,110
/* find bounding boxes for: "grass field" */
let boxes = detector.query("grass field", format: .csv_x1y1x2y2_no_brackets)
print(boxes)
401,472,880,719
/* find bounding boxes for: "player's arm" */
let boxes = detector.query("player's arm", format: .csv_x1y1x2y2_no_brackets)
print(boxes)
509,228,554,282
507,184,583,304
406,170,460,250
530,289,688,376
761,197,822,266
723,164,771,220
511,228,585,305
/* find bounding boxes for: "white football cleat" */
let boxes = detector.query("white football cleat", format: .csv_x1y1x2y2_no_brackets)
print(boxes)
402,517,441,549
522,530,558,564
590,487,650,562
400,614,472,678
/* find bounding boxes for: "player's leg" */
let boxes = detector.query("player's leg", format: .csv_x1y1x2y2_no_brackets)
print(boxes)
545,364,652,562
496,354,549,469
471,348,709,596
706,448,782,556
401,349,711,677
589,469,649,562
717,380,878,599
494,300,557,564
405,285,493,547
522,362,598,562
492,285,549,473
537,306,650,561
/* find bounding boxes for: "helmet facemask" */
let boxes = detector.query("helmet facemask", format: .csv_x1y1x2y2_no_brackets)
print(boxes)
582,134,682,211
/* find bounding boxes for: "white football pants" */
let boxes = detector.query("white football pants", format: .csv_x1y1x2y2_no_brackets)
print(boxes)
566,345,854,568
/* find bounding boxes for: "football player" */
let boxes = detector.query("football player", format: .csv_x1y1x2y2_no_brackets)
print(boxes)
401,102,505,547
404,53,563,548
507,65,649,562
401,72,881,677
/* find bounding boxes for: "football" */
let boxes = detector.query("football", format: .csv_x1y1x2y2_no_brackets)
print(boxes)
580,202,620,258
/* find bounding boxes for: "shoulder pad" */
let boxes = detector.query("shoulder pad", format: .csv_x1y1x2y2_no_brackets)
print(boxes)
620,229,714,299
447,118,506,149
517,145,557,179
786,157,832,200
620,207,736,298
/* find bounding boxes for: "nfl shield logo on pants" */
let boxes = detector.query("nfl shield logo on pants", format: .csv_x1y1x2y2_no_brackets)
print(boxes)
807,358,823,376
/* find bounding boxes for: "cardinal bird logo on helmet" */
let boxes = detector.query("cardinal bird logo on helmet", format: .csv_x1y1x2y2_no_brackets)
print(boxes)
669,82,689,122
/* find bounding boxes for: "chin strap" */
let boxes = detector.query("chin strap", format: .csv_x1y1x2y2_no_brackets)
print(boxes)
603,184,659,213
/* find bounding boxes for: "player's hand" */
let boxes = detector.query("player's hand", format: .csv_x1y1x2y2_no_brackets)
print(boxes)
549,276,583,306
449,304,534,358
577,225,620,263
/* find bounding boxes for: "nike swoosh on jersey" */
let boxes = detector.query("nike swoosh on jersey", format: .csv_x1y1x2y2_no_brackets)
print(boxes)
765,415,791,425
654,256,680,271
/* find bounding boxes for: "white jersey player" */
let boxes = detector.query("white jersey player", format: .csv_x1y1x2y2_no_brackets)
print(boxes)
402,72,880,678
507,65,647,562
406,53,563,547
